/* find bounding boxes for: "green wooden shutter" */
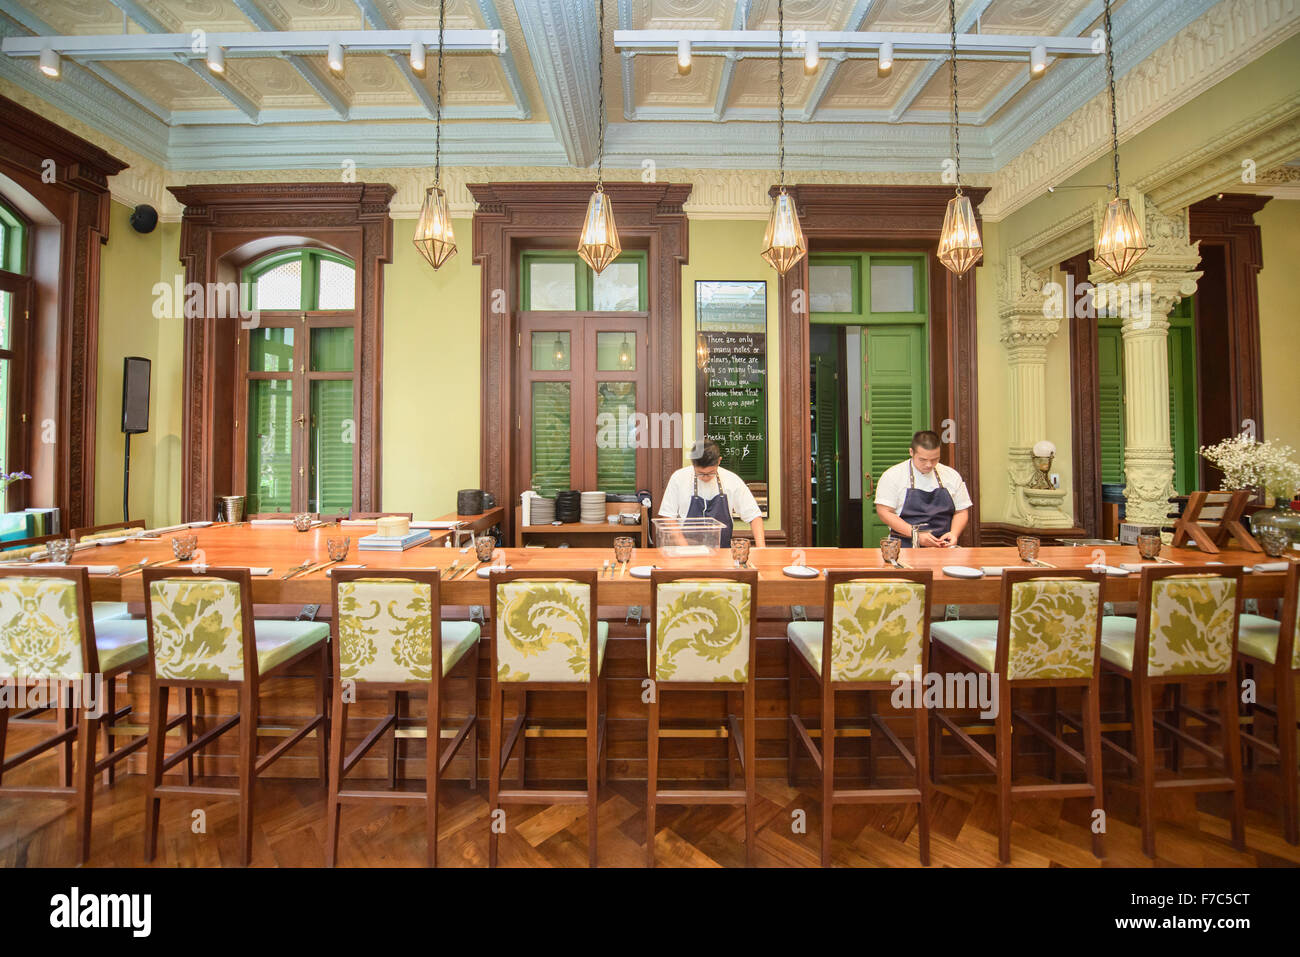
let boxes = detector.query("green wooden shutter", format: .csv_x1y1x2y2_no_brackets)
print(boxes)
531,381,571,495
812,355,839,547
1097,325,1126,485
1166,299,1198,496
310,380,354,515
863,324,928,547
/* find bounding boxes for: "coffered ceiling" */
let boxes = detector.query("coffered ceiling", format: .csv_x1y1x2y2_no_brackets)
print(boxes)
0,0,1269,175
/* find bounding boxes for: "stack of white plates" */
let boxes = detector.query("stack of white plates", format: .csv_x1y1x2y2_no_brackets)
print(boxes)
531,497,555,525
580,491,607,524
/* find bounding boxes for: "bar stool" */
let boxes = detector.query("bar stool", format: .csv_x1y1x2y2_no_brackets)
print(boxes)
647,569,757,867
1098,566,1245,858
1235,562,1298,844
488,570,606,867
141,567,330,866
786,570,933,866
70,519,146,543
325,570,479,866
930,569,1106,863
0,567,165,862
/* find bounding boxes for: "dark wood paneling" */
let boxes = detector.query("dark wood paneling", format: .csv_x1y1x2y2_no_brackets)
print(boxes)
1062,251,1101,536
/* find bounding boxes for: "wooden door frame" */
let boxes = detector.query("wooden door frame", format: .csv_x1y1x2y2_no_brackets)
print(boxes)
470,182,691,543
1062,251,1102,536
775,185,987,547
170,183,394,521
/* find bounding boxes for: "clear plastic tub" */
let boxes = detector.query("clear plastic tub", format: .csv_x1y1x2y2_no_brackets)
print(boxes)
652,516,725,557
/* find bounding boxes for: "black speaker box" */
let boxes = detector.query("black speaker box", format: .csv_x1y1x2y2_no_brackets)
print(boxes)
122,356,150,434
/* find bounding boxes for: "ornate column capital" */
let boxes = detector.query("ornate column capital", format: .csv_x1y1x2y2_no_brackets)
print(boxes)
999,254,1061,348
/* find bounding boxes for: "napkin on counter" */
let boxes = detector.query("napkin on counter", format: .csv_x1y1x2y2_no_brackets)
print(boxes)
980,566,1007,576
84,565,120,575
1248,561,1289,573
250,519,293,526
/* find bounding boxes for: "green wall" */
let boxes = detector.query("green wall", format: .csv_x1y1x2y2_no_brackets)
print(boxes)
1258,199,1300,453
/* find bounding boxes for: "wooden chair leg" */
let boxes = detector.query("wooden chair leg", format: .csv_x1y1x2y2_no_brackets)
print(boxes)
1242,662,1256,773
1219,676,1246,851
646,687,660,868
786,644,798,788
597,674,608,787
1049,687,1061,782
913,697,931,866
74,707,100,864
427,682,443,868
865,687,876,785
996,682,1013,865
930,697,941,785
144,683,168,861
236,685,257,867
57,685,73,787
1278,668,1299,845
586,681,599,868
1083,677,1106,859
744,679,756,868
1132,676,1158,859
183,688,195,786
1168,684,1183,773
516,688,527,788
820,683,835,868
316,645,329,782
467,663,479,791
488,684,502,868
0,704,8,786
325,695,348,867
387,691,403,788
101,676,117,787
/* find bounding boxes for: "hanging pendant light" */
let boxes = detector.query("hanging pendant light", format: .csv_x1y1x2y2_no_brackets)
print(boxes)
553,334,566,364
937,0,982,278
618,332,632,368
761,0,806,274
1092,0,1146,278
414,0,457,269
696,333,710,370
578,0,622,275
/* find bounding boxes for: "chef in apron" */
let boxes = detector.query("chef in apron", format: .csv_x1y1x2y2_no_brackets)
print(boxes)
873,430,972,547
658,440,766,548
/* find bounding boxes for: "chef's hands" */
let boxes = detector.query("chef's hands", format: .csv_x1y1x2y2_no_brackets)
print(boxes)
917,531,944,548
937,531,959,548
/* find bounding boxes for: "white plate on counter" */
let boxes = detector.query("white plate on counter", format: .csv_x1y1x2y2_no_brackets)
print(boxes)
1246,562,1289,574
186,521,214,528
942,565,984,579
629,565,656,579
1086,563,1131,576
477,564,511,578
782,565,820,579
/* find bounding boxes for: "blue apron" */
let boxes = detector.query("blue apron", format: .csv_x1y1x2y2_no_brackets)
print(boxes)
686,474,733,547
897,461,955,548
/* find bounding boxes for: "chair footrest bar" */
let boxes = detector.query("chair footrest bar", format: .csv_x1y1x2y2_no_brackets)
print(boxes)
343,713,397,775
496,789,589,804
0,784,75,799
830,787,921,804
1009,782,1095,799
1012,709,1087,770
152,784,238,798
869,714,916,769
336,789,427,805
162,713,239,772
1152,715,1227,766
653,789,747,805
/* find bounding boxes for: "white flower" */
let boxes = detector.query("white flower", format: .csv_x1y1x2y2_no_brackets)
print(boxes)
1199,432,1300,500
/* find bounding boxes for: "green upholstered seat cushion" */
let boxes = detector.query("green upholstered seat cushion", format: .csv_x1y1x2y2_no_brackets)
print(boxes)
255,620,329,674
1237,613,1280,665
786,620,824,675
91,602,131,623
94,618,149,672
440,620,481,673
1099,615,1138,671
930,619,998,672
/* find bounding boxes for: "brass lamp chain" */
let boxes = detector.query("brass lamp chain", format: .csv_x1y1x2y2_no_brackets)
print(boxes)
435,0,445,187
1104,0,1120,197
777,0,785,189
597,0,605,191
948,0,961,195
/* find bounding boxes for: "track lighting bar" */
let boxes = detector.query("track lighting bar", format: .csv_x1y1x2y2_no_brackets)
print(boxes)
2,30,504,62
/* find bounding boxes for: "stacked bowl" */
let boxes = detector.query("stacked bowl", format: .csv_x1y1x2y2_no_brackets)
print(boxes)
580,491,607,524
555,490,581,524
531,496,556,525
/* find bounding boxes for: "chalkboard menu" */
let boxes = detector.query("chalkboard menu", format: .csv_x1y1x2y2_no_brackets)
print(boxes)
695,280,768,515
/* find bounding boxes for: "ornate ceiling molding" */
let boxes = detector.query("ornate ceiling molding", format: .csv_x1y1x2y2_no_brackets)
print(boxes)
513,0,600,166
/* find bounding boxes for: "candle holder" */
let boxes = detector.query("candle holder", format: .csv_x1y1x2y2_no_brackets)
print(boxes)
171,534,199,561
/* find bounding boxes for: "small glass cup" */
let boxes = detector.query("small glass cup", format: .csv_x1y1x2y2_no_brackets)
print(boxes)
1016,536,1041,564
171,534,198,561
326,536,351,562
475,535,496,562
47,538,75,565
1258,527,1288,558
614,536,635,565
730,537,751,566
1136,531,1162,561
293,513,314,532
880,536,901,566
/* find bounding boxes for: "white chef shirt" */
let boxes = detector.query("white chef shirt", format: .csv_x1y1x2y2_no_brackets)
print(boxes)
658,466,763,524
874,460,972,513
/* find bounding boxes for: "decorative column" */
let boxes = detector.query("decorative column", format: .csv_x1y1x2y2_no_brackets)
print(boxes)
999,254,1072,527
1089,193,1201,529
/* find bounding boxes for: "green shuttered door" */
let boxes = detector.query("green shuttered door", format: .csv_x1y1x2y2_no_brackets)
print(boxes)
863,324,928,547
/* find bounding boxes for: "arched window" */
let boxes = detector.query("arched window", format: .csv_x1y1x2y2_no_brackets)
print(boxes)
238,248,358,516
0,199,30,499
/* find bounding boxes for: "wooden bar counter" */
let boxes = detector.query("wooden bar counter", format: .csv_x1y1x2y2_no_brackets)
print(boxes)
58,526,1293,786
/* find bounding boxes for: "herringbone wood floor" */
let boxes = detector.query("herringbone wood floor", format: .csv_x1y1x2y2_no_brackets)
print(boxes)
3,724,1299,867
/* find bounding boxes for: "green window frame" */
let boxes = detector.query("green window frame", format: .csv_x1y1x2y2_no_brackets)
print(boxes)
242,248,356,313
809,252,928,326
0,201,27,276
519,250,648,312
0,199,29,501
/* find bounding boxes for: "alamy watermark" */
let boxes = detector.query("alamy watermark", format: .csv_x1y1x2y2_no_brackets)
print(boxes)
151,275,260,328
1041,273,1152,326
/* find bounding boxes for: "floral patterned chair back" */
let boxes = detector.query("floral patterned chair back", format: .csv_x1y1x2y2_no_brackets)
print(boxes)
1142,573,1238,677
824,578,927,683
147,577,247,681
1004,577,1101,681
495,579,596,682
653,580,752,683
0,575,86,679
337,578,435,682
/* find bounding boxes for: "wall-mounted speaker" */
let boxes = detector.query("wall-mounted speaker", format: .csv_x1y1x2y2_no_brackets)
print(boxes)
129,204,158,234
122,356,151,434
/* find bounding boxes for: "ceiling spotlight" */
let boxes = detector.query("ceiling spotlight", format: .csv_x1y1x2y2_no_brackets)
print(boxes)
39,47,59,78
803,37,819,74
878,40,893,76
677,38,691,75
410,40,426,75
328,40,344,73
1030,44,1047,75
206,45,225,73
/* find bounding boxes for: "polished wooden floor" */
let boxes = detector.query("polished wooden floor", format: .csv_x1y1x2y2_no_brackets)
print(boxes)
3,728,1298,867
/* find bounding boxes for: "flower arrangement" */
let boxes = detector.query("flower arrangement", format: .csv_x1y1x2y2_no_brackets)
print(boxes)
1,470,30,493
1199,433,1300,503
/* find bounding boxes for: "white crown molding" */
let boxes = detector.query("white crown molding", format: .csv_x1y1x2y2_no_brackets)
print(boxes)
514,0,600,167
981,0,1300,222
